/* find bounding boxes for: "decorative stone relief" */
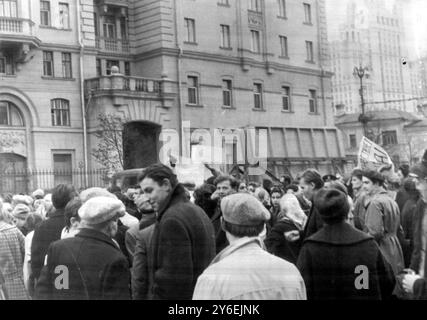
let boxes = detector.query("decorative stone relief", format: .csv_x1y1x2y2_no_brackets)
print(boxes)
0,130,27,157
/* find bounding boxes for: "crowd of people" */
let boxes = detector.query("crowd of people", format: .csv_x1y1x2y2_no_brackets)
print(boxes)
1,151,427,300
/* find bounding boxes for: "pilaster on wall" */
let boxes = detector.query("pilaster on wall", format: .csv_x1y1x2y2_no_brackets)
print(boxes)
317,0,330,69
80,0,96,47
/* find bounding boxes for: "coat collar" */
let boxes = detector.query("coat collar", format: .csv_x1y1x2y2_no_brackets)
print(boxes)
210,236,264,265
75,228,120,250
48,208,65,218
157,183,188,221
305,221,373,246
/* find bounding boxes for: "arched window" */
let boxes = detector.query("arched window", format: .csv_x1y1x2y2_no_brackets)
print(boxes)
51,99,70,126
0,101,24,126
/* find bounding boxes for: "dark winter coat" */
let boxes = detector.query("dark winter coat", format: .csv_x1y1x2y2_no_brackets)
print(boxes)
265,219,302,264
148,184,215,300
35,228,130,300
302,205,324,240
396,188,411,213
31,208,66,280
401,197,418,267
297,221,396,300
211,205,228,254
410,199,427,299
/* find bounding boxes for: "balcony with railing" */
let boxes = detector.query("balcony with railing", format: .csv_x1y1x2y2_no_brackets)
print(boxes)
85,72,176,108
0,17,40,47
97,0,129,8
95,37,130,53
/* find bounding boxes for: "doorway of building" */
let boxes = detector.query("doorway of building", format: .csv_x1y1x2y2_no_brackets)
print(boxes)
122,121,161,170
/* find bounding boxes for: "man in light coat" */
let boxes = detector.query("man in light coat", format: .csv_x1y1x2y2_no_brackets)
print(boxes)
192,193,307,300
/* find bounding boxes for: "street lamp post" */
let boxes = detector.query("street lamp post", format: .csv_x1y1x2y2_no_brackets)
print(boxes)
353,65,370,138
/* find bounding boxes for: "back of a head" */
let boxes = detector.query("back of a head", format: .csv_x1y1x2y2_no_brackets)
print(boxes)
194,184,217,218
301,169,324,189
52,184,77,210
398,164,410,178
24,213,44,233
64,197,83,229
314,188,349,225
137,163,178,188
326,180,348,196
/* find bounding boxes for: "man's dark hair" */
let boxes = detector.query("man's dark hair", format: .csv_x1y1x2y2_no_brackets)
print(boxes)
248,182,259,188
281,175,292,185
285,184,299,193
52,184,78,210
398,164,410,178
326,181,349,196
137,163,178,188
362,170,385,186
24,213,43,233
64,197,82,229
214,175,239,191
194,184,217,219
222,220,264,238
270,186,284,196
351,169,364,180
301,169,324,190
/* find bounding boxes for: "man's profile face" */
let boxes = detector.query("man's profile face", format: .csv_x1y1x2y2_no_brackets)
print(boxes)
362,177,375,195
216,180,232,199
299,177,315,200
139,177,171,212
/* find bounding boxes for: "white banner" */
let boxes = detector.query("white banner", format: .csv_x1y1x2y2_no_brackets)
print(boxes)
357,136,394,170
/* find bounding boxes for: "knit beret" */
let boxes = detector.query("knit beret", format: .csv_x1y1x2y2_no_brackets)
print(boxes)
221,193,270,226
12,204,31,219
78,196,125,225
314,188,349,224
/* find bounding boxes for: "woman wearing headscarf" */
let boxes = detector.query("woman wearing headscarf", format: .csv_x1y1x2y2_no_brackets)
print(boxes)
0,201,30,300
265,193,307,264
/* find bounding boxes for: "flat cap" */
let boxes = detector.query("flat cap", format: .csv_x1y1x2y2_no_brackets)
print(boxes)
78,196,125,225
221,193,270,226
79,187,117,203
314,188,349,223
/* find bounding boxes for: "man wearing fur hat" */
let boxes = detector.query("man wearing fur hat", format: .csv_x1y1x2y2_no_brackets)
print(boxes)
193,193,306,300
35,196,130,300
402,152,427,299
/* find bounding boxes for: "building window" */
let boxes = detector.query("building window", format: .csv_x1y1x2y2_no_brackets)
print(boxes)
53,154,72,185
282,86,290,111
184,18,196,43
382,131,397,146
222,79,232,107
349,134,357,148
220,24,231,48
106,60,119,75
218,0,229,5
0,0,17,17
124,61,131,76
0,101,24,126
187,76,199,104
251,30,260,53
51,99,70,126
40,1,51,26
59,3,70,29
96,59,101,76
0,55,14,75
278,0,286,17
279,35,288,57
103,16,116,39
249,0,261,12
120,17,128,40
61,52,72,78
43,51,54,76
306,41,314,62
309,89,317,113
303,3,312,24
253,83,263,109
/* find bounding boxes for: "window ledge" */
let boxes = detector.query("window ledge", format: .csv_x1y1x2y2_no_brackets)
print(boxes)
0,74,17,78
184,41,198,46
305,60,316,64
222,106,235,110
219,46,233,51
303,22,313,26
52,125,71,127
277,15,287,20
252,108,266,112
217,3,231,7
308,112,320,115
41,76,76,81
39,25,72,31
185,103,204,108
281,110,294,113
279,55,289,60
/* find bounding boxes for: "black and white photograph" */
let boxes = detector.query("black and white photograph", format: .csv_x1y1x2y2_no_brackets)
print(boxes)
1,0,427,306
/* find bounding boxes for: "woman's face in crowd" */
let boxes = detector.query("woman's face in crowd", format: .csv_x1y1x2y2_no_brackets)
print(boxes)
271,192,282,208
238,182,247,193
351,176,363,190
